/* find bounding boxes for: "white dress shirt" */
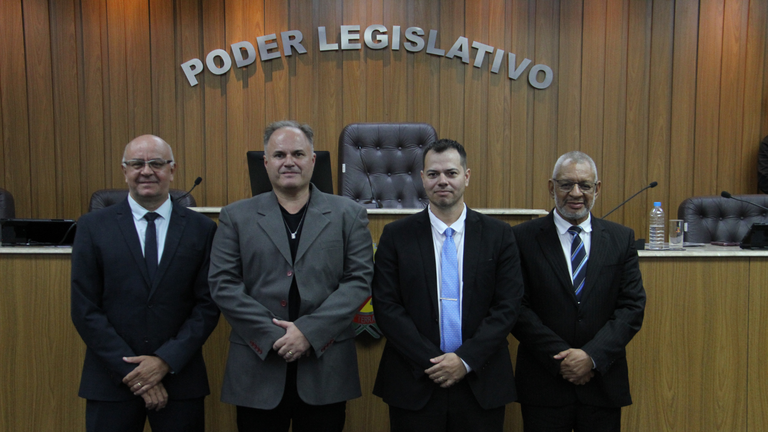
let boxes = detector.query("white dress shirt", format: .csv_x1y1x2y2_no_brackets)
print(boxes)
128,194,172,261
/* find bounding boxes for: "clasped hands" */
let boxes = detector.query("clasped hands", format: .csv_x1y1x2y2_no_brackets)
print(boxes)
122,355,170,411
425,353,467,388
554,348,594,385
273,318,311,363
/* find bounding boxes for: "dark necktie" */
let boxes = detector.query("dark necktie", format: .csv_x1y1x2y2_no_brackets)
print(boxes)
568,226,587,300
144,212,159,282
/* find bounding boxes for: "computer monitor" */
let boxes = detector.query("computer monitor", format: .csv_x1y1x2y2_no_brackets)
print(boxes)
246,150,334,196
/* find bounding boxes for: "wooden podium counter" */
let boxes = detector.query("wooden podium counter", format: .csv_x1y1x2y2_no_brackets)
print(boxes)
2,209,766,431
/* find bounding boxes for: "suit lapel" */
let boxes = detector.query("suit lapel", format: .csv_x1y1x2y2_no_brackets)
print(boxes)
115,200,152,288
257,193,293,265
536,212,577,299
581,216,608,302
415,210,439,319
295,188,330,264
148,203,187,299
461,209,481,325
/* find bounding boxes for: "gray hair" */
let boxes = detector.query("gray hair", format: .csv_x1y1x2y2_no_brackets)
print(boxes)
552,151,598,181
263,120,314,151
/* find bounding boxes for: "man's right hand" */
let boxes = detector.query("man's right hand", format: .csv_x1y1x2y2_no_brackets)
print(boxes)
141,382,168,411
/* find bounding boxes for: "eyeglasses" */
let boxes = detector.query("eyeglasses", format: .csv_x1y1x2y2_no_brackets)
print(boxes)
122,159,174,171
552,179,596,193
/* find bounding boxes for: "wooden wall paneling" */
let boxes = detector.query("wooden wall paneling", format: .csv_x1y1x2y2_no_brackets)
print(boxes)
556,0,582,167
125,0,152,138
106,0,131,189
486,0,511,209
739,0,767,194
464,0,489,207
78,0,110,214
408,0,440,131
0,0,32,218
749,258,768,432
580,0,606,216
437,0,466,152
716,0,750,193
622,0,651,238
265,0,290,123
646,0,674,224
693,0,724,198
50,0,83,220
178,0,205,203
315,2,343,176
342,0,367,125
599,0,628,223
290,0,315,125
364,0,385,122
530,0,559,211
150,0,179,145
202,0,227,206
668,0,699,216
384,0,407,123
508,0,535,208
23,0,57,218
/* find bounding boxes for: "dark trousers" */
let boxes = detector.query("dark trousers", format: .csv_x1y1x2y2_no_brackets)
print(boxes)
236,362,346,432
86,397,204,432
388,379,505,432
521,402,621,432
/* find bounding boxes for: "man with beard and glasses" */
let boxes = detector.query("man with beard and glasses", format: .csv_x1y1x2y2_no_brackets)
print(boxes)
510,151,645,432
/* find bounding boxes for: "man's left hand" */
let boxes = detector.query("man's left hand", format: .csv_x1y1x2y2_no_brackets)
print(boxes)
425,353,467,388
272,318,311,362
554,348,593,383
122,355,170,396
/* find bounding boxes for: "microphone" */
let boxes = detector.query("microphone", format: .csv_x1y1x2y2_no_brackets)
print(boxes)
178,177,202,201
721,191,768,212
602,181,658,219
357,147,382,209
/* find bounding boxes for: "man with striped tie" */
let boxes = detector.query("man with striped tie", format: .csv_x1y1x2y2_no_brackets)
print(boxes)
511,151,646,431
372,139,524,431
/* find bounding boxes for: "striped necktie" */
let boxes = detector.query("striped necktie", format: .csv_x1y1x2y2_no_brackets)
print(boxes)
568,226,587,299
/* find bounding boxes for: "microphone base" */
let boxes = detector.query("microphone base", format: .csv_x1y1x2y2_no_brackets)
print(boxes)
740,223,768,249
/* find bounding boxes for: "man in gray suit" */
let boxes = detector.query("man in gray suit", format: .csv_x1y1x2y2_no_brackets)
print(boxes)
209,120,374,432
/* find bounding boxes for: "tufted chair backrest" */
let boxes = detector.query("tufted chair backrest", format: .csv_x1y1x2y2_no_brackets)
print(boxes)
677,195,768,243
338,123,437,209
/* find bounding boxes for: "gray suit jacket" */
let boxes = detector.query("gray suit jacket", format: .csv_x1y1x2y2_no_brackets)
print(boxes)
208,185,373,409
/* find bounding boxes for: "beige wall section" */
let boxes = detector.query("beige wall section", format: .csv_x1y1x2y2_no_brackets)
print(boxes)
1,0,768,236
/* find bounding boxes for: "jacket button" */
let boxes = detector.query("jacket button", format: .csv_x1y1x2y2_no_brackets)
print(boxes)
287,270,293,277
280,300,287,307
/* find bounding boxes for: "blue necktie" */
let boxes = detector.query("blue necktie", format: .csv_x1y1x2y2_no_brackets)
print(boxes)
568,226,587,299
144,212,159,282
440,227,462,353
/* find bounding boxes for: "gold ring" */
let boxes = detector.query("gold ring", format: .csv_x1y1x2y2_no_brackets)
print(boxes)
137,382,142,387
287,351,293,357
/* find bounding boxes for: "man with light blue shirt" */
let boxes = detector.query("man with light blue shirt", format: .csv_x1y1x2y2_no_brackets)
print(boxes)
372,139,524,432
71,135,219,432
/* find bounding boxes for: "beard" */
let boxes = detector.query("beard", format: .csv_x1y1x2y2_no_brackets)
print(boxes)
555,198,594,222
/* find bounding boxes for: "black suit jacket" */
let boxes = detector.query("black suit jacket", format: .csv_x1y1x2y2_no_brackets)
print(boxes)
71,199,219,401
372,208,523,410
511,212,645,408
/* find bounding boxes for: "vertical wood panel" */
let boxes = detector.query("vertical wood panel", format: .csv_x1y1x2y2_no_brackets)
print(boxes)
265,0,290,123
749,259,768,432
742,0,768,194
178,0,204,200
365,0,385,122
486,0,511,208
23,0,57,218
202,0,227,206
556,0,582,157
384,0,407,122
150,0,178,142
342,0,367,125
409,0,440,130
464,0,489,207
315,1,343,170
125,0,152,137
107,0,131,188
438,0,465,144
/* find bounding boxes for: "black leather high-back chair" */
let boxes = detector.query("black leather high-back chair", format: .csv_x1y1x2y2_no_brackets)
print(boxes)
88,189,197,212
0,188,16,219
338,123,437,208
677,194,768,243
246,150,334,196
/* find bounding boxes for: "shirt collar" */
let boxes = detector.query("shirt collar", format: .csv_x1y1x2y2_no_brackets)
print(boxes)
553,209,592,235
128,194,173,222
428,204,467,235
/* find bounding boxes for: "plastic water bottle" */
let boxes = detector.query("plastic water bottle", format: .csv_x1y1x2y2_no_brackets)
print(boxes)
648,202,665,250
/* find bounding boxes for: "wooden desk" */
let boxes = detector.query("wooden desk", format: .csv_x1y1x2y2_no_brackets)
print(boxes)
1,211,765,431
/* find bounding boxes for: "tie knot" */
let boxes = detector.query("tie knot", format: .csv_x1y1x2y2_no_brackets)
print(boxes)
568,226,582,236
444,227,454,238
144,212,159,223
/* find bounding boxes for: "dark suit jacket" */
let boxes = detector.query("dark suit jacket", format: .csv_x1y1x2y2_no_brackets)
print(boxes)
372,208,523,410
71,198,219,401
511,212,645,408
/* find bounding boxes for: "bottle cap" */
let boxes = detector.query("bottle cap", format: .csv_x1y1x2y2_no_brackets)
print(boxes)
654,202,661,207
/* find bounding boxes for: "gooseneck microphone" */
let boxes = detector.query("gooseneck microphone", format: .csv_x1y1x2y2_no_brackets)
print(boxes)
602,181,659,219
721,191,768,212
178,177,203,201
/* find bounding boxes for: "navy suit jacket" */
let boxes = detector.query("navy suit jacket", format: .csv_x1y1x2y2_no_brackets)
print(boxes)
71,198,219,401
372,208,524,410
511,212,646,408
